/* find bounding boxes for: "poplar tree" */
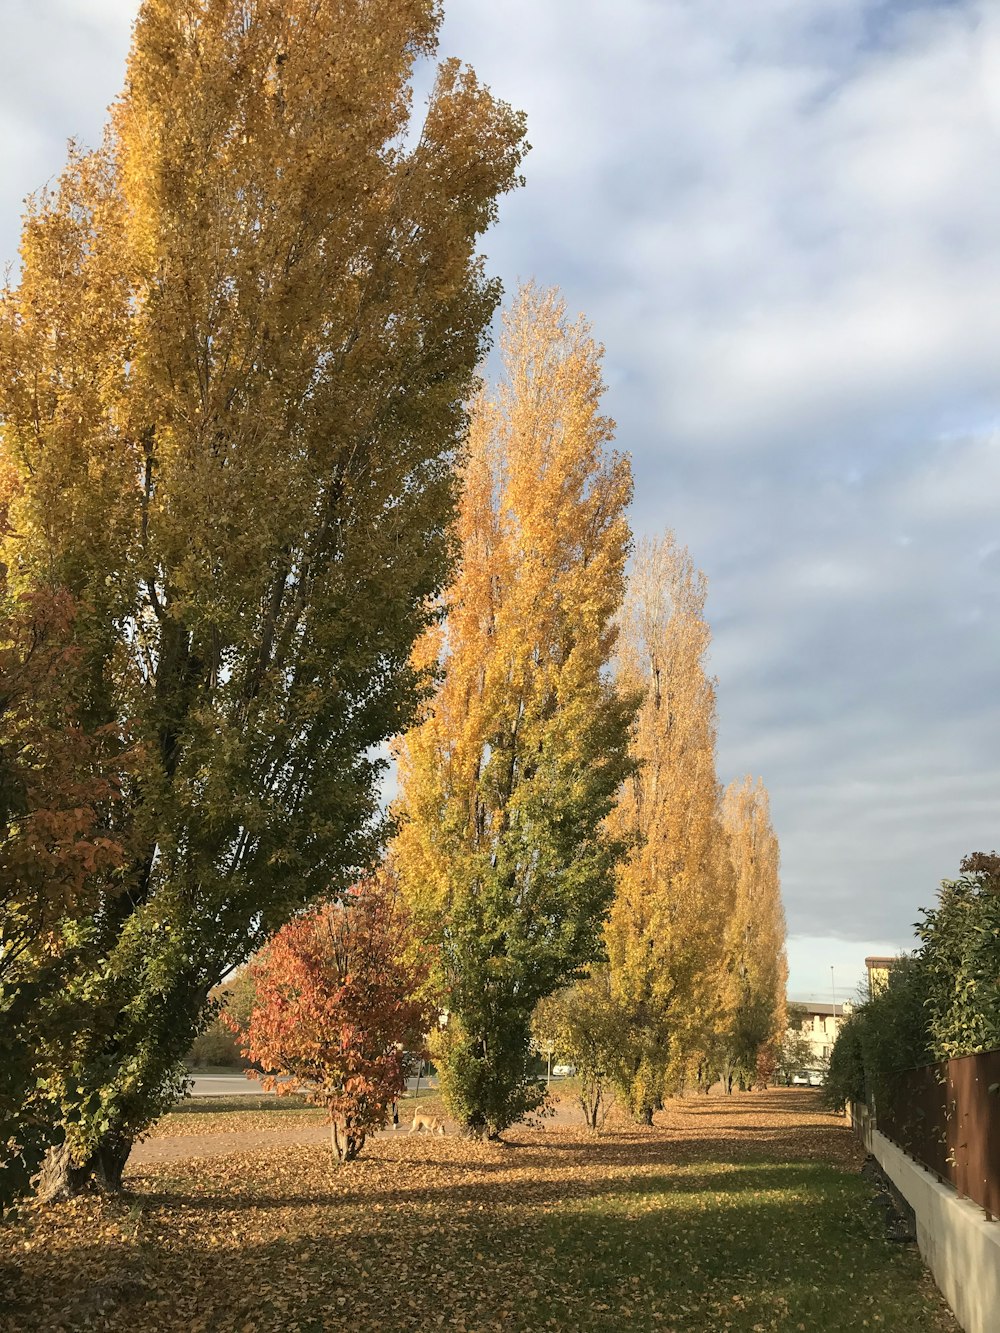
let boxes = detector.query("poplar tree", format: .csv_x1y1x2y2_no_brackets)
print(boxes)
719,777,787,1087
393,285,636,1138
605,535,733,1122
0,0,525,1196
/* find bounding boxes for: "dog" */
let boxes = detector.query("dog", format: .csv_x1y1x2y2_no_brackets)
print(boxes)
409,1110,446,1135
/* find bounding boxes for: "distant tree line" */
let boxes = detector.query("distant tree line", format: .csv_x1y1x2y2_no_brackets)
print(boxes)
226,289,788,1152
390,286,787,1139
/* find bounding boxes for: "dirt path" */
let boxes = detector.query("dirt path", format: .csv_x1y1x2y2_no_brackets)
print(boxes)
132,1121,334,1164
132,1093,594,1164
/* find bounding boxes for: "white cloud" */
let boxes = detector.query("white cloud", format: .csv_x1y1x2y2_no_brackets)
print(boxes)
899,431,1000,516
442,0,1000,454
0,3,133,264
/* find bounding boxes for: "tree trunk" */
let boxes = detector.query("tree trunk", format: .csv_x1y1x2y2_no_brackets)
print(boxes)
36,1135,132,1203
582,1086,601,1132
330,1117,364,1163
463,1111,489,1140
637,1105,653,1126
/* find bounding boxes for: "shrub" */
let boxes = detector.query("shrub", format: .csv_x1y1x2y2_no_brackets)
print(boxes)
825,850,1000,1111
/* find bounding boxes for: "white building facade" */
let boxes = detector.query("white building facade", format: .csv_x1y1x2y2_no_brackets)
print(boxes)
792,1000,852,1067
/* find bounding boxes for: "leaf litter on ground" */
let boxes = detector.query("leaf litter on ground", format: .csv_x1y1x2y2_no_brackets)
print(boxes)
0,1088,956,1333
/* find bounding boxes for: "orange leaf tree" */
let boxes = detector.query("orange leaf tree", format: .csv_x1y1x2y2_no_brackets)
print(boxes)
232,875,430,1162
0,583,126,1210
604,534,734,1121
718,776,787,1090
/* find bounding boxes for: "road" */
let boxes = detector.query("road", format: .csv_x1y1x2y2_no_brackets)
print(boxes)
188,1072,269,1097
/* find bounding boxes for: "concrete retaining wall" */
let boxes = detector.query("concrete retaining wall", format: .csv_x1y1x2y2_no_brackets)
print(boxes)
858,1111,1000,1333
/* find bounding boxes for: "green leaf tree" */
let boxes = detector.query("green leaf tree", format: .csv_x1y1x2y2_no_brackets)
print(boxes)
393,285,637,1138
2,0,525,1199
774,1006,817,1085
718,777,787,1091
533,970,619,1130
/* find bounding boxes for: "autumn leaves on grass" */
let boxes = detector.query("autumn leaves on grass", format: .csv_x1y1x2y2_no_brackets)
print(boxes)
1,1094,956,1333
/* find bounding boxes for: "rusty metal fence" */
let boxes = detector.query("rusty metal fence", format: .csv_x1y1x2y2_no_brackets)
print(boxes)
873,1048,1000,1219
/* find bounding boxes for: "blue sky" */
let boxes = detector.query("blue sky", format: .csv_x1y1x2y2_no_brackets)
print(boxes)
4,0,998,1004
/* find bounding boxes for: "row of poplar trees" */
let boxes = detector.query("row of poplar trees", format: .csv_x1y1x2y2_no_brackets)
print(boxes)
0,0,786,1205
390,288,787,1136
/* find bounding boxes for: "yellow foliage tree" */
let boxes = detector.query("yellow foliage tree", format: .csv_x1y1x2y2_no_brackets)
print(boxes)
718,776,788,1088
1,0,525,1196
605,534,734,1121
393,284,637,1136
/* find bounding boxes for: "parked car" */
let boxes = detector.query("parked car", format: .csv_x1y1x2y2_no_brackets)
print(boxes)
791,1069,823,1087
552,1064,577,1077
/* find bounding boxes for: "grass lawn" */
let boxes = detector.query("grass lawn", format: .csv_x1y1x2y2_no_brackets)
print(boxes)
0,1089,955,1333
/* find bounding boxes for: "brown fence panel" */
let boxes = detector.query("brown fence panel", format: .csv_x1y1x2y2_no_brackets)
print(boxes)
875,1049,1000,1219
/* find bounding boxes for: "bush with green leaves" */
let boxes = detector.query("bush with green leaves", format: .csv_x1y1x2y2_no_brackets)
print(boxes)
186,970,257,1069
824,955,933,1111
919,853,1000,1058
823,1013,867,1110
533,970,619,1130
825,851,1000,1112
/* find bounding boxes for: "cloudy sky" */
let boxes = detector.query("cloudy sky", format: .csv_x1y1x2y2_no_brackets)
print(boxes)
3,0,998,1003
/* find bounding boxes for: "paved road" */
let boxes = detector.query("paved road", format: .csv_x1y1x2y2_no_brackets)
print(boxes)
186,1072,439,1098
188,1072,269,1097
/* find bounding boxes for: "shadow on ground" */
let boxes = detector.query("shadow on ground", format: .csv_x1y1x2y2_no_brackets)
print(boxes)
0,1090,953,1333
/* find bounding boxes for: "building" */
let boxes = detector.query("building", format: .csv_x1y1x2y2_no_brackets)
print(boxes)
789,1000,852,1067
864,955,899,996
